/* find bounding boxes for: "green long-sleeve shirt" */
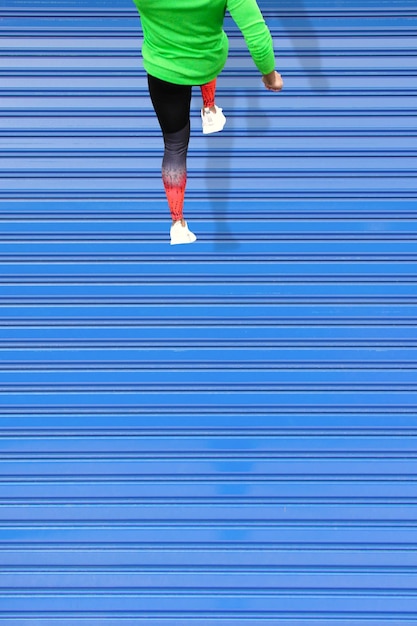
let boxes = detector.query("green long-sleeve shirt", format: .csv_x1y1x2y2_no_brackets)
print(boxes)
132,0,275,85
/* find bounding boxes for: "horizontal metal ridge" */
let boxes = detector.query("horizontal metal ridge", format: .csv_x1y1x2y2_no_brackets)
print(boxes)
0,316,417,330
0,341,416,349
2,8,417,16
2,461,417,470
1,541,414,548
0,480,417,490
2,253,417,261
0,170,415,177
0,231,417,242
2,282,408,294
1,296,417,303
0,40,402,49
1,472,415,480
2,495,417,501
1,481,416,494
1,49,416,58
1,277,417,284
1,519,416,526
0,609,413,619
0,24,417,31
0,516,417,520
2,131,416,137
1,474,417,482
0,319,416,329
1,88,417,94
1,452,417,459
0,209,416,218
1,109,417,116
0,29,417,40
0,383,415,390
2,564,417,571
2,69,417,77
1,406,417,413
1,49,417,57
1,376,416,387
0,424,417,434
1,192,417,200
1,98,414,112
0,358,417,372
2,586,417,593
0,106,416,115
2,420,417,430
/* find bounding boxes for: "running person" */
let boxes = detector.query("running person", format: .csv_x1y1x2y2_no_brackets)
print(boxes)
133,0,283,245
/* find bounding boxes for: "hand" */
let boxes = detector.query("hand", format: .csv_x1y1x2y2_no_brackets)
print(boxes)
262,70,283,92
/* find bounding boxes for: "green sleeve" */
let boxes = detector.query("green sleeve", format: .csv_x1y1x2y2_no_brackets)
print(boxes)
227,0,276,75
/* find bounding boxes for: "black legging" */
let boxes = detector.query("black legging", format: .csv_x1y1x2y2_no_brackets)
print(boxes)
147,74,192,221
146,74,217,221
147,74,192,134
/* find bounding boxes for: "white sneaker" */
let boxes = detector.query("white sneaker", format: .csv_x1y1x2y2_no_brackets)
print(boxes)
170,220,197,245
201,105,226,134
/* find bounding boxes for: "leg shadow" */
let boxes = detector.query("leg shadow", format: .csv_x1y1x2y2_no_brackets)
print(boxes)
202,0,329,247
206,86,240,250
204,79,272,250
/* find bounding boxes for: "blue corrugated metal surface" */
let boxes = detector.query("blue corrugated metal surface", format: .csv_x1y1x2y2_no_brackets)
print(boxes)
1,0,417,623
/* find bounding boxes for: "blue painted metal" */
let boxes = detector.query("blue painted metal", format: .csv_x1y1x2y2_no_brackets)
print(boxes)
0,0,417,623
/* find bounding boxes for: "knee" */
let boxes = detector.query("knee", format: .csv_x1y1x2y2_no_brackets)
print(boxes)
163,121,190,157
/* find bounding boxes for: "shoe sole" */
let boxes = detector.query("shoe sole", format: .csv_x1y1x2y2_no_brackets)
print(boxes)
170,235,197,245
202,117,226,135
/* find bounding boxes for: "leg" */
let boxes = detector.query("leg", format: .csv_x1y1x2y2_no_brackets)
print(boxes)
199,77,226,135
147,74,191,225
200,78,217,111
162,123,190,225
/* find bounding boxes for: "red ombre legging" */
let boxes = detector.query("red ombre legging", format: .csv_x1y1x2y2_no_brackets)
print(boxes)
200,78,217,109
147,74,217,222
